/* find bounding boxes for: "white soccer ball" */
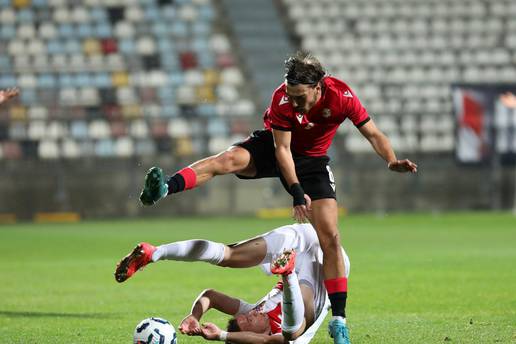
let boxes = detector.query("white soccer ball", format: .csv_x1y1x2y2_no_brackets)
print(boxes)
133,317,177,344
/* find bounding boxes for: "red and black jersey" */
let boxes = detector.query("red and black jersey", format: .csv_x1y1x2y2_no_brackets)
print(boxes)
263,76,370,157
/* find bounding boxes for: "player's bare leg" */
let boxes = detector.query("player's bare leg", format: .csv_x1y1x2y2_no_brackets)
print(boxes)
218,236,267,268
311,198,350,344
140,146,256,205
311,199,346,279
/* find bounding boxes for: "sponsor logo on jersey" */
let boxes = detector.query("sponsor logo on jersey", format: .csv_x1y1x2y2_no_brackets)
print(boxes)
296,113,304,124
279,96,289,106
343,90,353,98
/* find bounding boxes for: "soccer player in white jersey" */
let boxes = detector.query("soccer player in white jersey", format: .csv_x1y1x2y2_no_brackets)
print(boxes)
115,223,351,343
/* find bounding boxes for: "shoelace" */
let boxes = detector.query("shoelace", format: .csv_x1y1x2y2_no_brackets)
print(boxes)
336,325,349,339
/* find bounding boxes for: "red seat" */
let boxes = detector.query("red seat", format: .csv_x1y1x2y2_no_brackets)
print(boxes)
101,38,118,54
179,51,198,70
104,105,122,120
110,121,128,137
151,120,168,138
2,141,23,159
216,52,235,68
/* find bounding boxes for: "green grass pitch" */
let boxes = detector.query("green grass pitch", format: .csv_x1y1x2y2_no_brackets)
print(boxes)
1,213,515,343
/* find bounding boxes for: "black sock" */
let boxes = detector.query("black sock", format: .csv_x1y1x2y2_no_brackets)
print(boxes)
166,174,185,194
328,292,347,317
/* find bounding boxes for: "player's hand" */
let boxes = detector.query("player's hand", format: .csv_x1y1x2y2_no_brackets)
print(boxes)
388,159,417,173
178,314,201,335
200,322,221,340
293,194,311,223
0,87,19,105
500,92,516,109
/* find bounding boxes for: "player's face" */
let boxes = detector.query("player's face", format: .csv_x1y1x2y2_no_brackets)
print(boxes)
235,310,269,334
285,82,321,114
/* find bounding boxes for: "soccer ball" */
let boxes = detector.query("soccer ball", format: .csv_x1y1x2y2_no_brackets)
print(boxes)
133,317,177,344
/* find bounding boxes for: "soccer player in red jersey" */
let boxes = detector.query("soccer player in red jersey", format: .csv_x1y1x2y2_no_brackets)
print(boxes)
140,51,417,343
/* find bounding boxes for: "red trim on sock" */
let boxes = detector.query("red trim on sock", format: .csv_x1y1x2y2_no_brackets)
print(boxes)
324,277,348,294
178,167,197,190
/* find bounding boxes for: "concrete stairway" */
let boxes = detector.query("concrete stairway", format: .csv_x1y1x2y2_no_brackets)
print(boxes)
221,0,295,109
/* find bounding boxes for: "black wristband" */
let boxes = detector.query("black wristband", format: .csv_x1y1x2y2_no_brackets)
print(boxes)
290,183,306,206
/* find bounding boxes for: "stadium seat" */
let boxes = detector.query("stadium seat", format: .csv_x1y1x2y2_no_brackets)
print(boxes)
61,139,81,158
0,0,256,159
9,123,27,141
2,141,23,159
115,136,134,157
89,120,111,139
38,139,59,159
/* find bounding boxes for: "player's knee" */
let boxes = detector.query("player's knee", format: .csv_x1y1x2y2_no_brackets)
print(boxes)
217,247,234,267
214,150,243,175
319,231,341,253
282,331,300,341
282,332,296,341
282,324,303,341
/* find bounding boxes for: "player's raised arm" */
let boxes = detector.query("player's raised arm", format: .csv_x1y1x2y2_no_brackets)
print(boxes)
0,87,20,105
272,129,311,223
358,119,417,173
180,289,241,335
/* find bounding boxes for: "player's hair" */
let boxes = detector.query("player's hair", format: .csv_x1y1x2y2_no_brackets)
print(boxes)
225,318,241,344
226,317,241,333
284,51,326,86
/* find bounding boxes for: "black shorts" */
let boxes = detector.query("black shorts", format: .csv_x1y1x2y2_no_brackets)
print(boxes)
233,129,336,201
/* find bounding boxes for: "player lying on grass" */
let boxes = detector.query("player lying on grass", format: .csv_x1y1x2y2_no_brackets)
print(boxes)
115,223,350,343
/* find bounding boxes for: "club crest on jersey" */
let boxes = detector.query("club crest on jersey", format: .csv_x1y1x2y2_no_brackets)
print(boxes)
322,108,331,118
304,122,314,130
279,96,289,106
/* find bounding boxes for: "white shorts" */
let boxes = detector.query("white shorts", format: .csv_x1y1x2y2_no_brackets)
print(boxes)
259,223,351,327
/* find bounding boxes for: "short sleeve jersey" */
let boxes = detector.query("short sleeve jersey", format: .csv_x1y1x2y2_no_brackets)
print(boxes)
263,76,370,156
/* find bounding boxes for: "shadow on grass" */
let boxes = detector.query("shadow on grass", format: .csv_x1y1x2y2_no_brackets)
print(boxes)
0,310,115,319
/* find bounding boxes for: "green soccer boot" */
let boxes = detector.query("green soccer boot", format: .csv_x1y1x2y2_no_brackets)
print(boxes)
139,167,168,206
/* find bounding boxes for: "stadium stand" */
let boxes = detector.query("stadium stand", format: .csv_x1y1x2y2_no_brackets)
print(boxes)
281,0,516,153
0,0,256,160
1,0,515,159
222,0,294,108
